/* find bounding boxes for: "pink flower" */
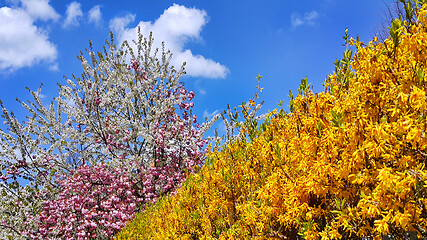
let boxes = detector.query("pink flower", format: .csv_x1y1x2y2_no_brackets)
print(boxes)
0,175,8,181
188,90,195,100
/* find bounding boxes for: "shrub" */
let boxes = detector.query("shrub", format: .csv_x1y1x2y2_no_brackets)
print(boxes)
116,1,427,239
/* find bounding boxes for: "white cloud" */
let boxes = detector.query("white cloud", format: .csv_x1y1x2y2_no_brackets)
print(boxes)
203,109,219,120
88,5,101,26
291,11,319,28
0,6,57,71
175,49,228,79
20,0,59,21
49,63,59,72
63,1,83,28
109,13,135,33
35,91,46,99
109,4,229,79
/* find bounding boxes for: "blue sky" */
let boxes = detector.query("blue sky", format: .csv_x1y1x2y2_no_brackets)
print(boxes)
0,0,394,134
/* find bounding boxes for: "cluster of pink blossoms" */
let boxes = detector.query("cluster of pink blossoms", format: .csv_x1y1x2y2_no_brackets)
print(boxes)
33,164,140,239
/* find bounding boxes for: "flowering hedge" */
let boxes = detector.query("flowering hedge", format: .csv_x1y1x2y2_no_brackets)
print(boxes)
116,1,427,239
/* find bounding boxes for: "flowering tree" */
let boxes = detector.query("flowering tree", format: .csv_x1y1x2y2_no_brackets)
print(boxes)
0,31,218,239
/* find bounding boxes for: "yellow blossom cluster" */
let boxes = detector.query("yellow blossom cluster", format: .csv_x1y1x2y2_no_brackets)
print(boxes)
116,2,427,239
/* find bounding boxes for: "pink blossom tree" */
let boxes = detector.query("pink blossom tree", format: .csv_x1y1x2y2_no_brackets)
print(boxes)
0,30,219,239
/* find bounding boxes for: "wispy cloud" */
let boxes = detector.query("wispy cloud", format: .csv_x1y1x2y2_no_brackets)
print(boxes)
203,109,219,120
63,1,83,28
198,89,206,95
49,63,59,72
20,0,60,21
109,4,229,79
35,91,46,99
0,5,57,71
291,10,319,28
109,13,135,33
88,5,102,26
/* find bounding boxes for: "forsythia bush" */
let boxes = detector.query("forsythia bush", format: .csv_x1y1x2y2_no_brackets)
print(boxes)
116,1,427,240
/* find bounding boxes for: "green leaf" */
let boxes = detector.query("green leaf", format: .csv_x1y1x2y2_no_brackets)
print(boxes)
331,210,343,215
288,90,295,112
416,67,424,86
342,28,349,44
298,77,311,96
331,110,344,128
388,18,402,47
316,121,323,137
